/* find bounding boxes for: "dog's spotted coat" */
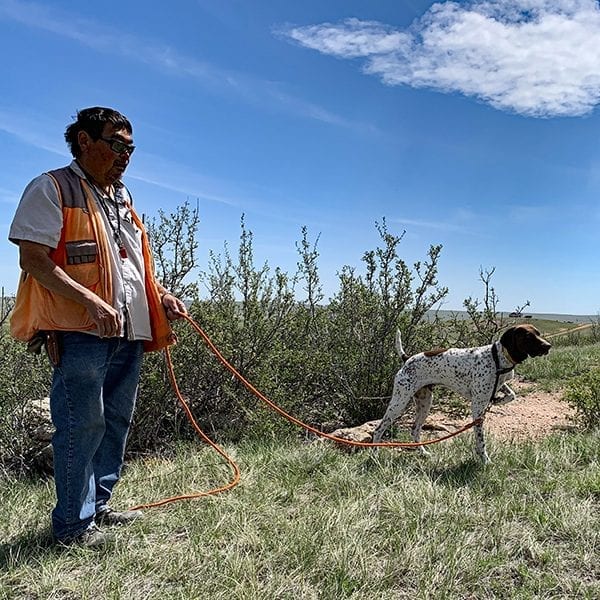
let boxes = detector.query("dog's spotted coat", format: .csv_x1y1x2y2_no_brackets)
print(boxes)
372,324,552,463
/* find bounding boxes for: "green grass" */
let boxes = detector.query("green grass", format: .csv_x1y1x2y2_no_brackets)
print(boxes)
1,431,598,599
524,318,575,336
517,342,600,391
1,337,598,599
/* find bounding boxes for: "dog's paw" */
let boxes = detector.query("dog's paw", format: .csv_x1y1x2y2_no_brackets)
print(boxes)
491,394,514,406
478,453,491,465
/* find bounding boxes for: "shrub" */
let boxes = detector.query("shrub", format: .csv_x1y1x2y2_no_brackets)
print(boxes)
128,216,452,448
2,202,575,471
563,369,600,429
0,328,51,475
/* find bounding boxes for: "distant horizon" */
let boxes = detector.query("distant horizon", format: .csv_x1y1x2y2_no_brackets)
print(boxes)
1,279,594,323
427,308,597,323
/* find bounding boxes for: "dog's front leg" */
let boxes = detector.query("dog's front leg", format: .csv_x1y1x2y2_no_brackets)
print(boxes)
473,419,490,464
492,383,517,406
411,387,433,456
472,397,491,464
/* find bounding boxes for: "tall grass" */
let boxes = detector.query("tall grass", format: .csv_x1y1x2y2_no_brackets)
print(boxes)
1,431,598,599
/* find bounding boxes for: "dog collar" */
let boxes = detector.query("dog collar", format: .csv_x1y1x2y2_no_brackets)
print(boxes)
501,345,519,366
489,343,514,405
492,343,516,374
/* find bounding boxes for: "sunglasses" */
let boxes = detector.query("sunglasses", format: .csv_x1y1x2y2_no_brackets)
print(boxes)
100,137,136,155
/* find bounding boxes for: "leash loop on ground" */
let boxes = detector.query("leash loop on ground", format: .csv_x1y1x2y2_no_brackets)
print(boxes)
129,343,241,511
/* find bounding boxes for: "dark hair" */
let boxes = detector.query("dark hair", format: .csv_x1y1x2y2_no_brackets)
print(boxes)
64,107,133,158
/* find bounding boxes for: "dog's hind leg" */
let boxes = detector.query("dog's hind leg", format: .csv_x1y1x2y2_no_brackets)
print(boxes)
372,375,413,444
412,386,433,455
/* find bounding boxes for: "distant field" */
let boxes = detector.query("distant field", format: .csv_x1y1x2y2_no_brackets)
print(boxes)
421,313,597,347
518,312,597,324
525,318,586,336
428,310,596,324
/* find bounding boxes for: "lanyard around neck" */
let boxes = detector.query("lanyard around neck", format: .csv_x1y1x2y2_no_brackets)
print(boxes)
90,184,128,259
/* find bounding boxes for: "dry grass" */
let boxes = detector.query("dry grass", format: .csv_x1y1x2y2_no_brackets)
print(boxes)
1,429,598,599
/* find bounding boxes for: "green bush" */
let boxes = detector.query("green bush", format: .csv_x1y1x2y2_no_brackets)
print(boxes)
4,203,589,471
563,369,600,429
0,329,51,474
128,216,451,451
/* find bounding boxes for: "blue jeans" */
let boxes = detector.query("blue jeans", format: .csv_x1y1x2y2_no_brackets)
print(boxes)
49,332,143,541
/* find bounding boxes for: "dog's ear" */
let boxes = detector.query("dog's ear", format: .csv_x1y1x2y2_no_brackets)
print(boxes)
500,326,515,348
500,326,528,363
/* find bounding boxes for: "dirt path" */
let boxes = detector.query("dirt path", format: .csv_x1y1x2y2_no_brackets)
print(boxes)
423,378,575,442
545,322,593,339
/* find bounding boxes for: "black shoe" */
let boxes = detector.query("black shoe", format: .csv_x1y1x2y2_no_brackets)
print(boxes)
96,506,143,527
57,523,114,548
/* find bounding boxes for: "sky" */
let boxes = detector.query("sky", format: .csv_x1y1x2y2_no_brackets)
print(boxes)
1,0,599,316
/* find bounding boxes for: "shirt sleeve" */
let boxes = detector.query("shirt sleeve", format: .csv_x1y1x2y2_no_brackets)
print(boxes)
8,174,63,249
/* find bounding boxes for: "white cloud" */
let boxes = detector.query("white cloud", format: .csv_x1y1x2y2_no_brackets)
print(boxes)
393,215,479,235
279,18,411,58
282,0,600,117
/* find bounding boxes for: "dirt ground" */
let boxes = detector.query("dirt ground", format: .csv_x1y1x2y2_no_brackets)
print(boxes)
422,377,576,442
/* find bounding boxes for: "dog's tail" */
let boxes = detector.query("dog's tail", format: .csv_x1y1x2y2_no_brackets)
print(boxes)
395,330,410,363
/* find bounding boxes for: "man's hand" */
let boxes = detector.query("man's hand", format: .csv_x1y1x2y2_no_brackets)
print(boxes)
84,296,121,337
19,240,121,336
160,293,187,321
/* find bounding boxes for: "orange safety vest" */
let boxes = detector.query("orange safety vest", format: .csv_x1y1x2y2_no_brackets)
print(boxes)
10,167,175,352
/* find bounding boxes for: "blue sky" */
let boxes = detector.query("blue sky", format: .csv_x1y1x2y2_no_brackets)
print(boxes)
1,0,599,315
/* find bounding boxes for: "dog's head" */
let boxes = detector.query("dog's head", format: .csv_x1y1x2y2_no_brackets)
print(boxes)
500,324,552,364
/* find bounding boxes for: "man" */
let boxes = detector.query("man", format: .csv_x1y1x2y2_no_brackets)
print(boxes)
9,107,187,548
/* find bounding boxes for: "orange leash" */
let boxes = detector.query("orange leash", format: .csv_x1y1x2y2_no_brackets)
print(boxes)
130,315,482,509
178,315,483,448
129,344,241,510
181,314,483,448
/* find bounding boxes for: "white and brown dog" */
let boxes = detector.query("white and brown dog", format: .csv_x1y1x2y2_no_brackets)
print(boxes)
371,324,552,463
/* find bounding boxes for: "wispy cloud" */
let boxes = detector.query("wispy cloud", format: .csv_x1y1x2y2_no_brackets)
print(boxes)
0,0,370,132
0,106,327,223
281,0,600,117
127,158,244,208
392,214,479,235
0,108,67,157
0,0,218,81
506,200,595,224
0,186,19,205
263,82,380,133
0,106,249,206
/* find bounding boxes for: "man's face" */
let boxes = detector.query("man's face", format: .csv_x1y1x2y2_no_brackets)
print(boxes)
78,123,134,187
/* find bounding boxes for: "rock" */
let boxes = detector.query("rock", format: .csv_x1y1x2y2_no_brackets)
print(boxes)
325,420,381,451
24,397,54,475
